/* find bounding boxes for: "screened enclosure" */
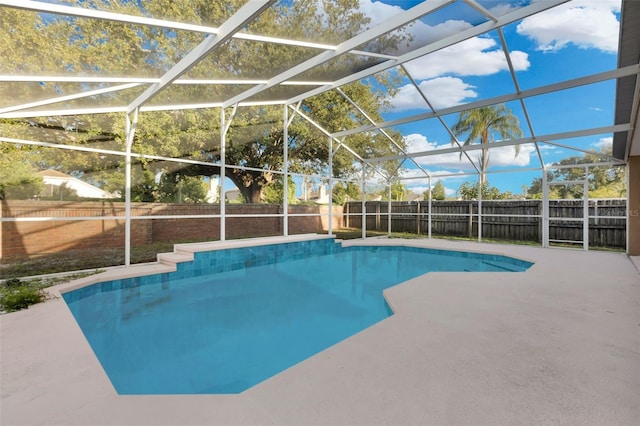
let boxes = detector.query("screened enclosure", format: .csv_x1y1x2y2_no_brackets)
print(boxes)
1,0,638,277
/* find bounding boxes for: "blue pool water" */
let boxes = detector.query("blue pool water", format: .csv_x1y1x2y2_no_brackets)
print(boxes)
63,239,532,394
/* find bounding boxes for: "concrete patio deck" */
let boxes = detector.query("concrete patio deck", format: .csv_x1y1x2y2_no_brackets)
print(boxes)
1,238,639,426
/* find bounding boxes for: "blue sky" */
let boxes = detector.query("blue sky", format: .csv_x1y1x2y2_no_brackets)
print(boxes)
359,0,621,198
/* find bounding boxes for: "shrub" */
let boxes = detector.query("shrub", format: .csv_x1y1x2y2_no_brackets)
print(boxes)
0,286,47,313
3,278,22,287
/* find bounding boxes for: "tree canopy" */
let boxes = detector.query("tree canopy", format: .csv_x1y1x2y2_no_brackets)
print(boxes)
0,146,43,200
427,181,446,201
457,181,515,200
527,151,626,199
1,0,407,204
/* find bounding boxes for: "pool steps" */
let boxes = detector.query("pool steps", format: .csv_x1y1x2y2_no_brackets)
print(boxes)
55,234,334,295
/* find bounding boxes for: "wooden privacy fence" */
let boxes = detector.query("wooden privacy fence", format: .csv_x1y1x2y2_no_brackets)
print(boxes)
344,199,627,249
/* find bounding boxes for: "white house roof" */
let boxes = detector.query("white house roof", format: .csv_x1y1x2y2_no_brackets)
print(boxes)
37,169,118,199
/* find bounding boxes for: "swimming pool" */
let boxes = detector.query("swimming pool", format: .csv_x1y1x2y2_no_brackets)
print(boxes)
63,238,532,394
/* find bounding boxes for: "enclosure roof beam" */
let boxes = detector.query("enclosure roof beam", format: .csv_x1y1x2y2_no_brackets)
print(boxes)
399,166,544,181
126,0,275,114
541,140,626,164
496,27,545,170
336,86,432,179
0,76,329,116
399,64,480,175
332,65,640,139
462,0,498,22
0,101,289,119
365,124,632,163
288,105,390,182
0,83,143,115
0,107,128,119
286,0,570,106
548,161,621,170
0,136,219,168
0,0,337,51
287,105,367,163
0,75,335,87
221,0,454,108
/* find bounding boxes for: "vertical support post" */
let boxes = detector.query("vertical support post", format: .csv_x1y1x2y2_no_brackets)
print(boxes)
328,137,333,235
428,176,432,239
468,202,473,239
542,168,549,247
626,160,630,254
477,176,482,242
345,198,350,228
361,162,366,239
387,180,392,235
583,165,589,251
283,105,289,236
124,108,138,267
416,201,421,236
220,108,227,241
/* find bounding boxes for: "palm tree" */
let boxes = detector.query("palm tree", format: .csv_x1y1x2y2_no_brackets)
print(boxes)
451,104,523,185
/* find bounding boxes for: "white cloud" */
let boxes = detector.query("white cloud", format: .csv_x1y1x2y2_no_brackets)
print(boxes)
403,133,535,170
538,144,558,152
399,171,464,200
517,0,621,53
405,133,437,153
591,136,613,153
410,185,428,193
359,1,529,80
404,182,456,197
405,19,474,51
486,144,536,167
487,2,520,17
444,186,456,197
392,77,477,111
398,168,466,189
358,0,405,28
403,37,530,80
359,0,472,47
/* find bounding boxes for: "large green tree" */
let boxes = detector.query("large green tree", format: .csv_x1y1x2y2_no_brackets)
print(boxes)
451,104,523,185
457,181,514,200
262,176,296,205
527,151,626,199
0,145,44,200
426,180,446,200
332,181,361,205
1,0,406,204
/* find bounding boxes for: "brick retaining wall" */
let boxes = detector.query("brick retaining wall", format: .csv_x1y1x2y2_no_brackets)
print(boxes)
1,201,343,258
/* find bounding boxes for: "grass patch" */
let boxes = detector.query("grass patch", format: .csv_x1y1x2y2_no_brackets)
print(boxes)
328,228,537,244
0,241,193,280
327,229,623,252
1,231,624,282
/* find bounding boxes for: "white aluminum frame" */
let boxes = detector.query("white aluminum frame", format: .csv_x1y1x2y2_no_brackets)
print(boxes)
0,0,635,268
